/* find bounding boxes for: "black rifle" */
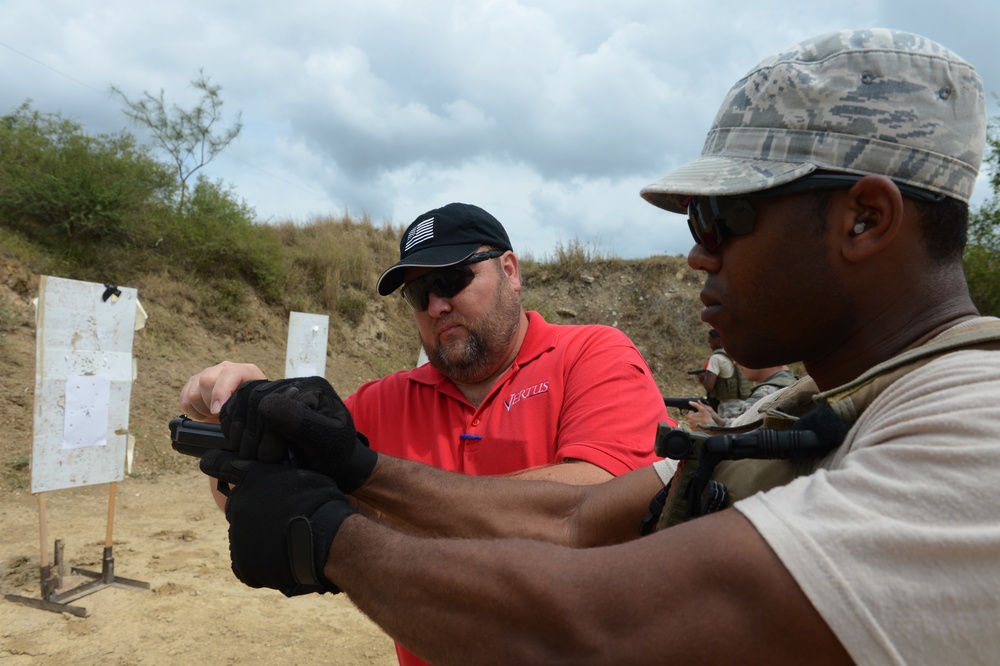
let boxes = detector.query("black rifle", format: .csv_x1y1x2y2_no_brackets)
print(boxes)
169,416,228,458
663,397,716,412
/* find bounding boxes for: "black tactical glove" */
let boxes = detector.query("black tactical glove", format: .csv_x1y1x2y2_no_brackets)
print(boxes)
220,377,377,493
200,450,355,596
219,378,292,462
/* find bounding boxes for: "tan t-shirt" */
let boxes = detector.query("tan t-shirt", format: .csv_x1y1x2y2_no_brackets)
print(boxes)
736,340,1000,664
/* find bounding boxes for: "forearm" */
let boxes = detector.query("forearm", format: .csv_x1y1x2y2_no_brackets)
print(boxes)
506,459,613,484
327,509,851,666
352,455,663,547
331,517,607,665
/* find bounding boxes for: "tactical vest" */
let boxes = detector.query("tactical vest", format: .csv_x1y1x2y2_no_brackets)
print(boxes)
708,349,753,402
643,318,1000,533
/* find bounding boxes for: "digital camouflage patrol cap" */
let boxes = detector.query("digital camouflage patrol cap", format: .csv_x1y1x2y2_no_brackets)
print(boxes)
641,29,987,214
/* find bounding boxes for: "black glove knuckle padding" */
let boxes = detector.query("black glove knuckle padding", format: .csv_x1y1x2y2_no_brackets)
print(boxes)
218,376,376,493
220,377,347,464
220,379,271,460
200,450,246,485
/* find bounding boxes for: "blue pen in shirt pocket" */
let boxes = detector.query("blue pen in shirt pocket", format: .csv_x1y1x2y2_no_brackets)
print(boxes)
460,433,482,441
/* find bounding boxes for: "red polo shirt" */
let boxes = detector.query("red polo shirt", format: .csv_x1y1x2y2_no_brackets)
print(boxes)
345,311,669,477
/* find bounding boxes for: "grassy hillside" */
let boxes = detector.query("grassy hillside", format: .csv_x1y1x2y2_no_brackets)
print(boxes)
0,221,708,493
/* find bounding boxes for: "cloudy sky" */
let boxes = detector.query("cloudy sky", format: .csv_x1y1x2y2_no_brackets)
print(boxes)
3,1,998,259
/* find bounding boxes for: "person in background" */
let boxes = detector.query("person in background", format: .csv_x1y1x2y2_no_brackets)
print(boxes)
697,328,752,418
686,364,795,429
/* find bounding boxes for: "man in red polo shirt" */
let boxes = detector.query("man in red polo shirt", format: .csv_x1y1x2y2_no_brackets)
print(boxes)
181,202,672,666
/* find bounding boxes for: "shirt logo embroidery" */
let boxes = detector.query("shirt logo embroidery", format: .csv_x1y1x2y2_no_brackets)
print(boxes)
404,217,435,252
504,381,550,411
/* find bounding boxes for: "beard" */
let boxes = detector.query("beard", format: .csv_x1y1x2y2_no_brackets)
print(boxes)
423,274,522,384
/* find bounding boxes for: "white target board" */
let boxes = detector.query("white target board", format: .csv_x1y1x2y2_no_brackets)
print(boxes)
284,312,329,379
31,277,137,493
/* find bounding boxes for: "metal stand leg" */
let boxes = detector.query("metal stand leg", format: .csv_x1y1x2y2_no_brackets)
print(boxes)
5,485,149,617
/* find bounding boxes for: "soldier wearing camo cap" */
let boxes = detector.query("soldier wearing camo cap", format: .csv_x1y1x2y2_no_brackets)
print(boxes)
195,29,1000,664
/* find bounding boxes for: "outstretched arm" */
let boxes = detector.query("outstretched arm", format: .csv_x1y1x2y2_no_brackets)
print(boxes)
328,507,851,665
353,455,664,547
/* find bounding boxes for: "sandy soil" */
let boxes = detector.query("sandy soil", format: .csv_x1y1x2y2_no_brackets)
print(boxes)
0,469,398,665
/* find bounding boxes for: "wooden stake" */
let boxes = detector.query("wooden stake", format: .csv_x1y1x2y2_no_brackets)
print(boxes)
37,493,48,568
105,482,117,547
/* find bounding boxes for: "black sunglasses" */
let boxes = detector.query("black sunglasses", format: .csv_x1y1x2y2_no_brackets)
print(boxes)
686,174,947,252
400,250,506,311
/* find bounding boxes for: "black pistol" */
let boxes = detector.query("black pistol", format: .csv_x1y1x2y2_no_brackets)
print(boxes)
169,416,229,458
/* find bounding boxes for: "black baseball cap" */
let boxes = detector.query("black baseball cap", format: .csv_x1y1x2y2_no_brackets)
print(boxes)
376,203,513,296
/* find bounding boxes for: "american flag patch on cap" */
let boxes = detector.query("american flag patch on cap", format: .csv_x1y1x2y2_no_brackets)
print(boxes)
404,217,435,252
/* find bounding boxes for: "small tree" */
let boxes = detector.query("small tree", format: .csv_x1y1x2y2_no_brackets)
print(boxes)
110,70,242,213
965,106,1000,316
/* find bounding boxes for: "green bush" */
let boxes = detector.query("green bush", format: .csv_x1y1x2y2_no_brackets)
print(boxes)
0,102,174,246
160,176,286,301
964,111,1000,317
336,288,370,326
965,199,1000,316
0,102,286,303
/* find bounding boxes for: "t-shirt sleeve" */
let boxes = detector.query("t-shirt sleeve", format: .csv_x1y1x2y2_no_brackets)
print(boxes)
705,352,733,378
734,350,1000,665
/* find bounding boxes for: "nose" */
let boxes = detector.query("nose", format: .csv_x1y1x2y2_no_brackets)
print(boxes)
425,291,453,317
687,243,721,273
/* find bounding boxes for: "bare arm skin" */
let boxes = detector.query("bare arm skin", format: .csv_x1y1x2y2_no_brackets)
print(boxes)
328,508,851,665
209,457,614,515
353,455,663,547
699,370,719,392
506,459,612,484
685,400,724,429
188,362,616,514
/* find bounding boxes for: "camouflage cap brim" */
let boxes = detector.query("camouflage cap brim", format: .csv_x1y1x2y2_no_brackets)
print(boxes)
641,156,817,214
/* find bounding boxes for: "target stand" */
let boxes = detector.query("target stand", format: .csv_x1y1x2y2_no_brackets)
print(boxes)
5,484,150,618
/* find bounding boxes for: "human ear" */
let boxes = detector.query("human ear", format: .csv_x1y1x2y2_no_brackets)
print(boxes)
501,251,522,292
839,175,904,263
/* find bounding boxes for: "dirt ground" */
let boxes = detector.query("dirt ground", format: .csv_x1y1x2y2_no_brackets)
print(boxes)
0,471,398,665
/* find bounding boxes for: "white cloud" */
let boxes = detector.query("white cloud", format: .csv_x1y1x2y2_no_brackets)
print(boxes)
1,0,997,258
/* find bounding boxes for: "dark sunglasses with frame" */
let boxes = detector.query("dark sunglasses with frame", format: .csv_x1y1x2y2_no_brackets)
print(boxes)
400,250,506,311
685,173,948,252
